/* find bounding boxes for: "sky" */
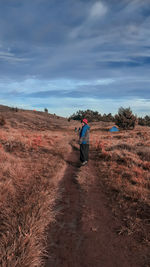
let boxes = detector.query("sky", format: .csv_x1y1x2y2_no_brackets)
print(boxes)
0,0,150,117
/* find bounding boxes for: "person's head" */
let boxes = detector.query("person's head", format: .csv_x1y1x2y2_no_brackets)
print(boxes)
82,118,88,126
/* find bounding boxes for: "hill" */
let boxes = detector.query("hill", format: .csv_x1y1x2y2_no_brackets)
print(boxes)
0,104,149,267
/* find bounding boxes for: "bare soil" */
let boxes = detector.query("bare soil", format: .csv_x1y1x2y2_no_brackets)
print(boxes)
44,143,146,267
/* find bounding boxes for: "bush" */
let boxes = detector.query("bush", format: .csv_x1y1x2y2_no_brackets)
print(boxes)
0,115,6,126
44,108,48,113
138,117,146,126
11,107,18,112
115,107,137,130
138,116,150,127
69,109,115,122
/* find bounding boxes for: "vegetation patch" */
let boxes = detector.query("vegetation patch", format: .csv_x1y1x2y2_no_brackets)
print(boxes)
95,128,150,247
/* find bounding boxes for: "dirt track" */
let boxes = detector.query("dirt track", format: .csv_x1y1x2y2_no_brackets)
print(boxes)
45,143,144,267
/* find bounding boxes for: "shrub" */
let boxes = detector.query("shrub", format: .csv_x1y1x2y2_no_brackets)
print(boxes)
69,109,115,122
138,116,150,127
115,107,137,130
0,115,6,126
138,117,146,126
11,107,18,112
44,108,48,113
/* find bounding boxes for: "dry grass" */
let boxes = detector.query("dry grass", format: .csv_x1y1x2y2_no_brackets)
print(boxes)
92,126,150,246
0,107,149,265
0,108,73,267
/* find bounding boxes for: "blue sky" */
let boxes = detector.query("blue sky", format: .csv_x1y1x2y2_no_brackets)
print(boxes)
0,0,150,117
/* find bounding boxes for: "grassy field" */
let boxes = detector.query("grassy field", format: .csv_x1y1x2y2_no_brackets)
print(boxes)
0,105,149,266
90,126,150,246
0,107,74,266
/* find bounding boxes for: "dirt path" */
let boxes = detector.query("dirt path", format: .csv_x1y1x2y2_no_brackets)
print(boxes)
44,144,144,267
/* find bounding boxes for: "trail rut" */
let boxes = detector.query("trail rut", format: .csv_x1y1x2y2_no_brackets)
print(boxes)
44,144,145,267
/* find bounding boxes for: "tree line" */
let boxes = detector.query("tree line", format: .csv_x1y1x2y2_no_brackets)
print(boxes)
68,107,150,130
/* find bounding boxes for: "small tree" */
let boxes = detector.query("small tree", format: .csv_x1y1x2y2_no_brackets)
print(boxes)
115,107,137,130
44,108,48,113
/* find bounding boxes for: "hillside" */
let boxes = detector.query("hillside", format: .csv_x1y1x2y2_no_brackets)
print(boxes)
0,105,149,267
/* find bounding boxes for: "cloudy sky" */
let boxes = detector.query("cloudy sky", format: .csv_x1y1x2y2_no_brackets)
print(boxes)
0,0,150,117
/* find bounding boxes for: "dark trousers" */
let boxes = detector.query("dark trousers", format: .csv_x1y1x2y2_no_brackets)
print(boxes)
80,144,89,162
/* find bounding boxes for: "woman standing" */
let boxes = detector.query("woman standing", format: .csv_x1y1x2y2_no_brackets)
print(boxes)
79,118,90,165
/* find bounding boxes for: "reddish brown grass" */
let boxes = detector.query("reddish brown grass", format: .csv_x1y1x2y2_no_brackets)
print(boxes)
93,126,150,246
0,107,149,265
0,108,72,266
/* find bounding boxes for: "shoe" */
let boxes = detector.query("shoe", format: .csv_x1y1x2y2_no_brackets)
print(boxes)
82,161,88,166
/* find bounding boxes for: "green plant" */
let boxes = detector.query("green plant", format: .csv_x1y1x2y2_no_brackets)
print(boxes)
115,107,137,130
138,116,150,127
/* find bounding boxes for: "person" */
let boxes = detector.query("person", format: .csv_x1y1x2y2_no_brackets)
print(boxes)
79,118,90,165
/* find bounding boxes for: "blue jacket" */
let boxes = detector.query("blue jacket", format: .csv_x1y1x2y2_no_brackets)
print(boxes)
79,124,90,144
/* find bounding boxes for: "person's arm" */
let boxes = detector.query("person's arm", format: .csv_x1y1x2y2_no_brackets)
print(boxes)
79,126,87,144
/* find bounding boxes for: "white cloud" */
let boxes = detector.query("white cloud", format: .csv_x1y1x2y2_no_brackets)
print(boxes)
0,50,29,63
69,1,108,39
79,78,115,86
90,1,107,18
0,78,116,97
